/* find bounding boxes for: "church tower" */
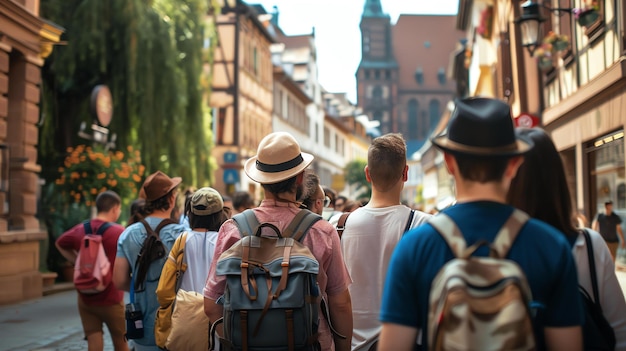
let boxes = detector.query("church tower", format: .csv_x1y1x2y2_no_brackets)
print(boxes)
356,0,398,135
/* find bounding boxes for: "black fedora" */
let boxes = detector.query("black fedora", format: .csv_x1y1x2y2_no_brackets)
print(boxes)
431,97,532,157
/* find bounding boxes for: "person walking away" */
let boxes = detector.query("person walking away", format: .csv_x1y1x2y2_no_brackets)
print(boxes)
593,200,625,261
378,97,583,350
113,171,186,351
155,186,229,350
231,191,255,216
204,131,353,351
297,170,326,216
56,190,129,351
508,127,626,350
340,133,430,350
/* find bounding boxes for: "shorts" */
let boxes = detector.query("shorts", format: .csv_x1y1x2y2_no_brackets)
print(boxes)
77,296,126,339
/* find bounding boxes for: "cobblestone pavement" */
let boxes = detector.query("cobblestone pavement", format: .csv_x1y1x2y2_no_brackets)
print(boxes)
3,269,626,350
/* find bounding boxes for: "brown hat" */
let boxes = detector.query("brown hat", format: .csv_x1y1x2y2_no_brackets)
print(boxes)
244,132,314,184
142,171,182,201
190,187,224,216
431,97,532,157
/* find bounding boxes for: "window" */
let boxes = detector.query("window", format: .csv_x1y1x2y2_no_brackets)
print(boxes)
372,85,382,99
429,100,440,132
414,67,424,85
374,70,380,80
407,99,419,140
385,70,391,79
437,68,446,85
364,70,370,79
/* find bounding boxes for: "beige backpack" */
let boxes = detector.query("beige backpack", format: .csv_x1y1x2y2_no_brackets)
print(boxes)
427,209,536,351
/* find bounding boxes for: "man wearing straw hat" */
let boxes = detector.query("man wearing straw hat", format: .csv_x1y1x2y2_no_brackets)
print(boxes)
204,131,353,351
378,97,583,350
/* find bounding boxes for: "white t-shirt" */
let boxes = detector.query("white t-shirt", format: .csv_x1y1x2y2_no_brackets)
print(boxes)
179,230,220,293
339,205,431,350
573,228,626,351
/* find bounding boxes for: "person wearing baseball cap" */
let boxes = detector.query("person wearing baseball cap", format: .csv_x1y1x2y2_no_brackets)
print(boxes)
204,131,353,351
379,97,584,350
113,170,186,350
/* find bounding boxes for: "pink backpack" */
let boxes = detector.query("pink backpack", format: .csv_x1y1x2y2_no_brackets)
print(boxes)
74,221,112,294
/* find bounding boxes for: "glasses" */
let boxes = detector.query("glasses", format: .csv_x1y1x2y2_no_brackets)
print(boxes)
323,195,331,208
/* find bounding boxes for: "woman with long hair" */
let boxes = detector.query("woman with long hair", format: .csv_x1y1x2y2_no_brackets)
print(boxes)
507,127,626,350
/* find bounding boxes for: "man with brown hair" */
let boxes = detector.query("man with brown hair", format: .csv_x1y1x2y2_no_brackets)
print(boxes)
204,131,353,351
339,133,430,350
113,171,186,351
56,190,128,351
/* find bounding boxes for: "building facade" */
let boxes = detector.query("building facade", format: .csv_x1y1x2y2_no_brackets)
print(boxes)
0,0,63,304
356,0,465,156
458,0,626,224
210,0,274,197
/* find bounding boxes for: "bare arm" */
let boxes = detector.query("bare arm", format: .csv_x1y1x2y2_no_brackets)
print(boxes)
378,322,419,351
113,256,131,292
327,289,353,351
544,326,582,351
205,297,224,337
592,219,599,232
55,241,78,264
617,224,625,248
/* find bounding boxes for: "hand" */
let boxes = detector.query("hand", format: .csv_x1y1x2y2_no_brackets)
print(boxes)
620,241,625,249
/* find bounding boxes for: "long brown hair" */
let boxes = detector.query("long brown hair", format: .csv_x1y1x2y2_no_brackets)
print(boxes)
507,128,578,237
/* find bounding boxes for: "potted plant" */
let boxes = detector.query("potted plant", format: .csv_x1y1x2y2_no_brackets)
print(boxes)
573,0,600,27
543,31,569,52
533,44,554,71
477,6,493,39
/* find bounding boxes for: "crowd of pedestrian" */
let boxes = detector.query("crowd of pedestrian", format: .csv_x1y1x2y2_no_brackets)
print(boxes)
55,96,626,351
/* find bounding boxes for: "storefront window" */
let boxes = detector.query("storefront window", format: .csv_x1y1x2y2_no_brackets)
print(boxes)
587,130,625,218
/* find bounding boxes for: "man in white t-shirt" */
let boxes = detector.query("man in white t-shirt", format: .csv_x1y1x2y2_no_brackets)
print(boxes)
338,133,430,351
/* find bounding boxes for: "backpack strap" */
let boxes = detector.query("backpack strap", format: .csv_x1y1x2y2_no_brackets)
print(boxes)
582,229,601,304
83,221,93,235
232,209,261,237
173,232,188,293
428,213,467,258
95,222,112,235
429,209,528,259
491,209,529,258
283,209,322,242
403,209,416,234
336,212,351,239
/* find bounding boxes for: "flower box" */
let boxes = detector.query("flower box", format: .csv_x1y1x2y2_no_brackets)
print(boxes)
577,9,599,27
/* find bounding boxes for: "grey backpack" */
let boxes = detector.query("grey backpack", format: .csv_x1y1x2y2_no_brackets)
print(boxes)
215,209,322,351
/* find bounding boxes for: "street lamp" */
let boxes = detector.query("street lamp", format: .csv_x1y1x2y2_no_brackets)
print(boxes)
515,0,573,56
515,1,545,56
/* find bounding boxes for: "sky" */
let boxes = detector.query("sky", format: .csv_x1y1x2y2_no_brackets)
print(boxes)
252,0,460,103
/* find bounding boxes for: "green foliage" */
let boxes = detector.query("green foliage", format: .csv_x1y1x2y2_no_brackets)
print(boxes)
39,0,217,191
345,159,371,198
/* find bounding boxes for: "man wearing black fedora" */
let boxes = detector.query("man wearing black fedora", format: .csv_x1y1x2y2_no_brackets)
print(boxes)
203,131,353,351
378,97,583,350
113,171,186,351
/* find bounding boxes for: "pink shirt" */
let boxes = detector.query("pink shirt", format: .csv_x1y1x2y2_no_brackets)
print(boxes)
204,200,351,350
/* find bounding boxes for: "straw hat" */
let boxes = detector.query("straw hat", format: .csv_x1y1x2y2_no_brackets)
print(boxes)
244,132,314,184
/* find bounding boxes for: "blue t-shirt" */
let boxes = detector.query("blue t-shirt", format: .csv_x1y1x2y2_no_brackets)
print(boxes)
117,217,185,349
380,201,584,350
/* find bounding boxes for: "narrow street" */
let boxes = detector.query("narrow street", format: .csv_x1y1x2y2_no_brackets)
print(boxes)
2,270,626,350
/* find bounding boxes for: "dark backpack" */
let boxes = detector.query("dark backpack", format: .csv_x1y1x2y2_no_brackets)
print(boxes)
74,221,112,294
580,229,616,350
215,209,323,351
134,218,178,292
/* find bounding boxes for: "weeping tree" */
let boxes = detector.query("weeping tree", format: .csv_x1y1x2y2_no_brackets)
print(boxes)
39,0,217,189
